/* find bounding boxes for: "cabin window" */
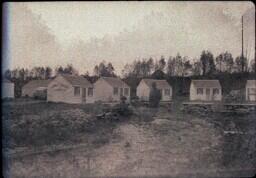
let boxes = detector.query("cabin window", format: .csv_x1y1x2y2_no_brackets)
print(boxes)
197,88,203,95
88,88,93,96
120,88,123,96
164,89,170,96
74,87,80,96
113,87,118,95
213,88,219,95
124,88,129,96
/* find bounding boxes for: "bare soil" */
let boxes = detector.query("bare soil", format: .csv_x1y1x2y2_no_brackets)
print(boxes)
2,100,256,178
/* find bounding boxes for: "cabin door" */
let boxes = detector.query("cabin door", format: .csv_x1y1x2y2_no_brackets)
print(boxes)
82,88,86,102
248,88,250,101
206,88,210,101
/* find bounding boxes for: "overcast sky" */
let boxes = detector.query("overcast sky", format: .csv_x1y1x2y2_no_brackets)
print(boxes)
3,1,255,74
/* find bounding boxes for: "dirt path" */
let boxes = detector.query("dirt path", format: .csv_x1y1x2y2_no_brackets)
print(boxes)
90,118,222,177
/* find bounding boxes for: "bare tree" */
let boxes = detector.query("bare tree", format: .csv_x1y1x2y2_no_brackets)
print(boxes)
200,50,216,75
235,56,248,73
216,52,234,73
167,56,175,76
192,60,202,76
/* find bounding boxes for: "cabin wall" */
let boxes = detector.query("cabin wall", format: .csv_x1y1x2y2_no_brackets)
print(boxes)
48,76,76,103
160,87,172,101
190,84,195,100
137,80,172,102
119,86,130,101
246,86,256,101
86,91,95,103
22,86,36,97
190,85,221,101
2,82,14,98
94,78,130,103
94,79,118,102
137,81,150,101
47,76,84,104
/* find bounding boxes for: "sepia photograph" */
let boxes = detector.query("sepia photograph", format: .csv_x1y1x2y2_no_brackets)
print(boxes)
1,1,256,178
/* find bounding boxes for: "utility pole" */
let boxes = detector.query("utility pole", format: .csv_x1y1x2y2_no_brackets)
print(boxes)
254,44,256,73
241,15,245,72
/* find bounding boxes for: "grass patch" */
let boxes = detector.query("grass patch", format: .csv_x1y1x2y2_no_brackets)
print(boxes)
2,101,118,150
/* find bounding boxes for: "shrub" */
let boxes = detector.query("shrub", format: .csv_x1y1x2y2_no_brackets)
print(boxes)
130,96,141,106
120,96,127,102
33,89,47,100
149,82,161,108
224,90,245,103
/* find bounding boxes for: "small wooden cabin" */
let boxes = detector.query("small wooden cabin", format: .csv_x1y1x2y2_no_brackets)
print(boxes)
136,79,172,102
2,79,14,99
93,77,130,103
190,80,222,101
245,80,256,101
47,74,93,104
22,79,51,97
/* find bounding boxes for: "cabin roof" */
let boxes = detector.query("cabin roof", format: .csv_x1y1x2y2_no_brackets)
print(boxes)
246,80,256,87
142,79,171,88
101,77,129,88
60,74,92,87
191,80,221,88
23,79,52,89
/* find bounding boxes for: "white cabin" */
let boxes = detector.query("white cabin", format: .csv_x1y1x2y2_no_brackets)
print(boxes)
136,79,172,102
245,80,256,101
22,79,51,97
2,79,14,99
47,74,94,104
93,77,130,103
190,80,222,101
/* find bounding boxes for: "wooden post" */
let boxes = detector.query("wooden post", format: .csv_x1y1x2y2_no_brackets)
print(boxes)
241,16,245,72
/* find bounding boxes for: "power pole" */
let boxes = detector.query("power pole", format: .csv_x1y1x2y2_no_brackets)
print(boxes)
254,45,256,74
241,15,245,72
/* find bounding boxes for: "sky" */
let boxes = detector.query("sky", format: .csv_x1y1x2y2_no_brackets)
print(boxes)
2,1,255,74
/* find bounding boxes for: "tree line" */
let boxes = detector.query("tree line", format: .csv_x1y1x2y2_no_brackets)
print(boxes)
122,50,255,78
3,50,255,97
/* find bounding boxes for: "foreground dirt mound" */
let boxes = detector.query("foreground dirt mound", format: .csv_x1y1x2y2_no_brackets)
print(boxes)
6,108,93,148
73,118,224,177
47,109,92,123
151,118,171,125
6,107,256,178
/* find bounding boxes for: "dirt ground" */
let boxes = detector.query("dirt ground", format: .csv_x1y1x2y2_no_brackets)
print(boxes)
2,101,256,178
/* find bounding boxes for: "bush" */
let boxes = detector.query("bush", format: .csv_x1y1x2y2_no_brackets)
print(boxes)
224,90,245,103
33,89,47,100
149,82,161,108
7,109,93,147
131,96,139,101
120,96,127,102
130,96,141,106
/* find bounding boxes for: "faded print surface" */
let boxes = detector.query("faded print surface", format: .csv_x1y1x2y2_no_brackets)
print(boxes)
2,2,256,178
2,2,255,74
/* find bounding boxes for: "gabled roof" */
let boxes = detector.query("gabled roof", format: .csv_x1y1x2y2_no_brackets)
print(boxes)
60,74,92,87
101,77,129,88
141,79,171,88
246,80,256,87
191,80,221,88
151,70,167,79
23,79,52,89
